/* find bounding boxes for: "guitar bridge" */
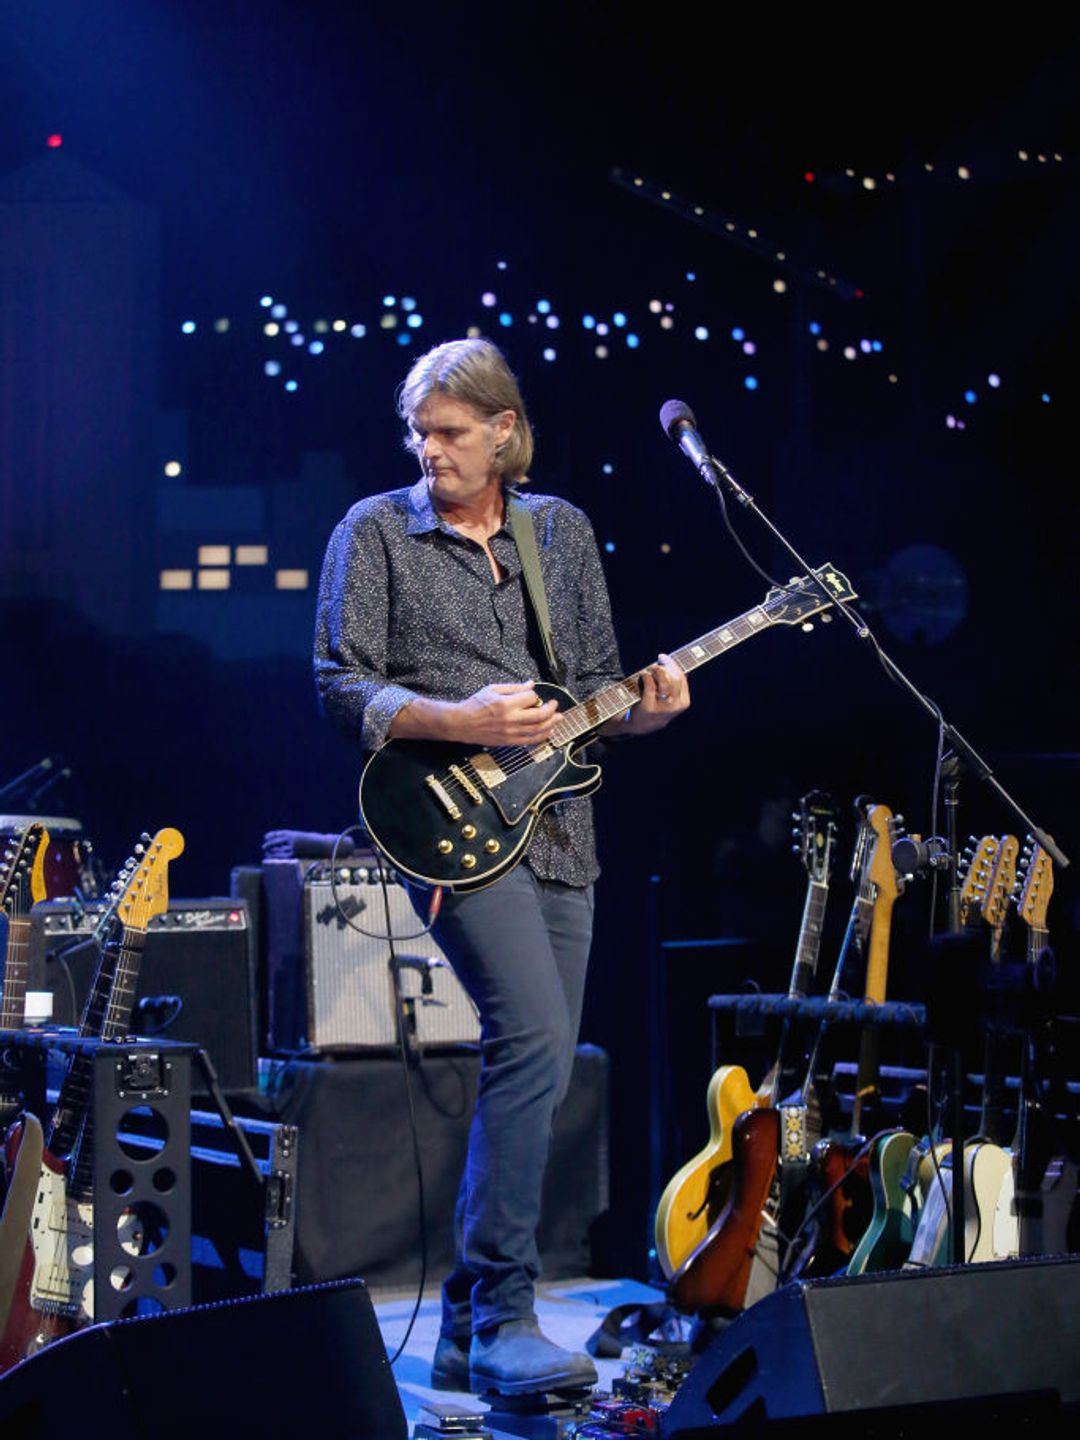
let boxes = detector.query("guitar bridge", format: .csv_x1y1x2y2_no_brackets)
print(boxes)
424,774,462,821
448,764,483,805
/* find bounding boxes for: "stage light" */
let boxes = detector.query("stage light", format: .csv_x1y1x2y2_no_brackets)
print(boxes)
160,570,192,590
803,171,815,183
872,340,883,352
314,320,329,333
482,292,496,306
816,339,829,351
862,177,876,190
744,376,758,391
497,260,508,270
333,320,347,331
499,313,513,326
537,299,551,314
284,319,298,333
276,570,309,590
988,373,1001,388
236,546,268,565
406,314,423,329
545,315,559,329
271,304,287,319
626,333,639,348
843,346,856,360
350,324,366,337
773,279,787,294
596,323,609,336
199,545,231,566
47,134,62,148
284,379,298,392
946,415,957,429
660,316,674,330
260,296,273,308
397,333,411,345
380,314,397,329
467,326,481,338
604,541,616,552
181,321,196,334
542,348,556,361
686,272,696,282
402,297,417,312
383,295,396,307
957,165,971,180
964,389,977,404
164,461,182,477
742,341,756,355
860,339,872,353
649,300,662,314
613,312,627,327
197,569,230,591
290,334,305,346
308,341,324,354
694,326,709,341
602,463,614,475
595,345,609,358
660,543,671,554
809,322,821,336
1042,393,1051,403
264,360,281,376
731,327,745,341
263,322,278,336
528,314,538,324
214,318,230,333
583,315,596,329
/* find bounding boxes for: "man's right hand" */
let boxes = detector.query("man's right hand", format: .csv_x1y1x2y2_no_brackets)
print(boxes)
389,682,560,747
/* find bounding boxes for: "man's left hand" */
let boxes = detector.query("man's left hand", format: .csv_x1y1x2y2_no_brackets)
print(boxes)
624,653,690,735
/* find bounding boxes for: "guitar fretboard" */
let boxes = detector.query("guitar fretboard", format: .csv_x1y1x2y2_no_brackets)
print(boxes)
548,602,786,748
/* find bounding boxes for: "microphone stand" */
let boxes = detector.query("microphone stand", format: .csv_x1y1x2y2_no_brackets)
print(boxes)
691,444,1070,1270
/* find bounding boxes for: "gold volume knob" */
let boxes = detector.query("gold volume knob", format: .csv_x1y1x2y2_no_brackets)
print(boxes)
484,839,501,854
461,854,477,870
437,839,453,855
462,824,477,840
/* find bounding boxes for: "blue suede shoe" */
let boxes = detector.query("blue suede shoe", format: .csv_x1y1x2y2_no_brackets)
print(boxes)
469,1318,598,1396
431,1334,473,1391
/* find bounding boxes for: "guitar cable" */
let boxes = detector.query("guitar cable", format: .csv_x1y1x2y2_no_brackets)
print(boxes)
329,823,433,1368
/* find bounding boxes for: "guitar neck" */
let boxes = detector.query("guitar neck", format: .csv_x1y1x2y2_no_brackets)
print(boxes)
0,915,30,1029
550,603,792,746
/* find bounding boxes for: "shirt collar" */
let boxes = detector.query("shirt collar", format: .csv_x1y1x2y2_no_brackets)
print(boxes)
404,477,519,538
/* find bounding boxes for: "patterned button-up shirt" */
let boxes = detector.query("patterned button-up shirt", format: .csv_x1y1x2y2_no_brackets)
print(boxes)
313,477,625,885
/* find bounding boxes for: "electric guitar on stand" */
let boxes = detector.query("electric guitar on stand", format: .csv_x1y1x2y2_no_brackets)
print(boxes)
0,828,184,1371
665,792,840,1314
0,824,50,1129
654,790,838,1282
359,567,855,893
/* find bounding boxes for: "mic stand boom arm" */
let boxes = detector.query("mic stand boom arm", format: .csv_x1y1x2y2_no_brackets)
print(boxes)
700,450,1069,872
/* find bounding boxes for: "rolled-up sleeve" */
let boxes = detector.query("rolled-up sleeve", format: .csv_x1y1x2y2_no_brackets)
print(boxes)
313,505,419,752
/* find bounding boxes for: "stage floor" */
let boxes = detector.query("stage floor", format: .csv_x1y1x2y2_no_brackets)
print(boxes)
370,1274,666,1437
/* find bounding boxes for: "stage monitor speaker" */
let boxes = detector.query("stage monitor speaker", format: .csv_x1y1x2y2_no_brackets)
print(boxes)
660,1255,1080,1436
28,898,258,1093
0,1277,406,1440
264,859,480,1053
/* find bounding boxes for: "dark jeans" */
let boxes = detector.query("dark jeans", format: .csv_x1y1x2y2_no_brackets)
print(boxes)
418,865,594,1338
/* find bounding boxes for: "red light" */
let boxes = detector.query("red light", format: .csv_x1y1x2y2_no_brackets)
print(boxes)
803,171,815,183
855,288,865,300
46,134,63,149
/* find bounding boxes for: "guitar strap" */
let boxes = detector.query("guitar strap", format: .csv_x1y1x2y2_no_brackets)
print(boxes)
506,492,566,686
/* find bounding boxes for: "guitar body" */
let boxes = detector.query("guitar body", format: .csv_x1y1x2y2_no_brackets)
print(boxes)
788,1134,875,1279
905,1142,1017,1269
359,684,601,892
669,1106,780,1315
653,1065,765,1279
846,1129,918,1275
0,1120,83,1371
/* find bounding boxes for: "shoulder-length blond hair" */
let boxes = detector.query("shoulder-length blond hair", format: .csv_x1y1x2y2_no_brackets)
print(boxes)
396,337,534,482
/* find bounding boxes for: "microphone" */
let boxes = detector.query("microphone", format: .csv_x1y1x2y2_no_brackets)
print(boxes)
659,400,721,487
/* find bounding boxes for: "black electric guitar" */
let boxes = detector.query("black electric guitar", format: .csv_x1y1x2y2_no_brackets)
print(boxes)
359,565,856,892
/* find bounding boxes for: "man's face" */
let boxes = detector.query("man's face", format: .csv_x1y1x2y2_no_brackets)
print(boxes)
410,393,515,512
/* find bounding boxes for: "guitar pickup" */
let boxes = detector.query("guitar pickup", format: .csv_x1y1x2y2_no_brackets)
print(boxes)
424,774,462,821
468,753,506,792
448,764,483,804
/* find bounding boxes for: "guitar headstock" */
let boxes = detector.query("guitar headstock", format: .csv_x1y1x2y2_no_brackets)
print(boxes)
93,833,152,942
0,822,51,917
115,828,185,934
865,802,902,903
793,789,839,885
763,563,857,627
1014,837,1054,933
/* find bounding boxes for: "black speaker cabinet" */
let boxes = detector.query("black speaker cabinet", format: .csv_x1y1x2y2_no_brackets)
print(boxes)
0,1277,406,1439
28,898,258,1093
660,1256,1080,1435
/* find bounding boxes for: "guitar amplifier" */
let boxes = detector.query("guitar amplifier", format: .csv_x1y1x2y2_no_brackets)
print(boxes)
265,861,480,1054
27,897,258,1093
